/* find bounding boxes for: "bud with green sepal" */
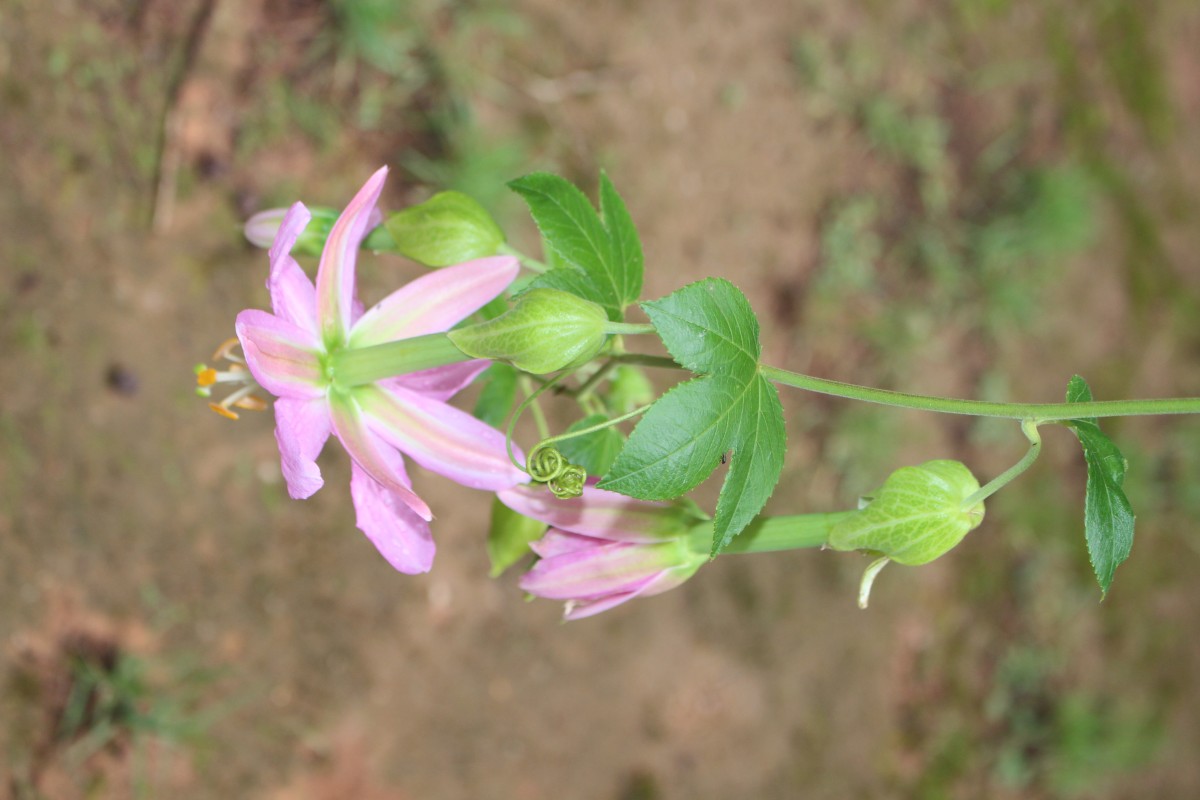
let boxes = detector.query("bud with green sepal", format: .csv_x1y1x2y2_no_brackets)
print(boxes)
449,289,612,374
826,459,986,607
383,191,505,267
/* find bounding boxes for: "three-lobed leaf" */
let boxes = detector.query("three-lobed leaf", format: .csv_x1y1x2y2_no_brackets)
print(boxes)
509,172,643,319
1064,375,1135,596
599,279,786,552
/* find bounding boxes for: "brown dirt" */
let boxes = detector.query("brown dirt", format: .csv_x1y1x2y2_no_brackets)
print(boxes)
3,0,1200,798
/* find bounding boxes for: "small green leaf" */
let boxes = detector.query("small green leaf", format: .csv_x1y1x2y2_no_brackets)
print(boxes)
599,172,643,302
486,496,547,577
508,172,643,317
473,363,517,428
826,460,985,565
1064,375,1135,596
383,191,505,267
558,414,625,477
642,278,761,382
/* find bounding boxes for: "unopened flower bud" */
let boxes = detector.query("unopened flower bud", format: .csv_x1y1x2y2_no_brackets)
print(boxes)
245,206,391,254
448,289,609,373
383,191,505,267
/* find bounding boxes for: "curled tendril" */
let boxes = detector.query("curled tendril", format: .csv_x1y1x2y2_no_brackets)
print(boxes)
527,445,567,482
549,464,587,499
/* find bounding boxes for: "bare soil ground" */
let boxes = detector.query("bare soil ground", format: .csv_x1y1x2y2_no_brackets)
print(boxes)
3,0,1200,798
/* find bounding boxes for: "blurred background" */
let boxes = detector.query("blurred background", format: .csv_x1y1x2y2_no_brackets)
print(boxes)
2,0,1200,797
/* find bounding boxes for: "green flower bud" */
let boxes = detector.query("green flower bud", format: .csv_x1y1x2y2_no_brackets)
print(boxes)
244,206,338,255
383,191,505,267
448,289,609,374
827,459,985,566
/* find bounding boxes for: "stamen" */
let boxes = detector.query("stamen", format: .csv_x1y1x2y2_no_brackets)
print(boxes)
197,338,267,420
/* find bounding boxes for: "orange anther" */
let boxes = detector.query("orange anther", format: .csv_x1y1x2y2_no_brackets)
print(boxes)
196,368,218,387
233,395,269,411
211,337,243,361
208,402,240,420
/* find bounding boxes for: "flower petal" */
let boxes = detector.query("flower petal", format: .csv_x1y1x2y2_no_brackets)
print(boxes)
267,202,319,334
349,459,436,574
357,384,526,492
379,360,490,402
316,167,388,348
273,396,330,499
562,591,642,621
498,484,682,542
529,529,595,559
519,541,670,601
235,308,325,399
349,256,519,348
327,392,433,521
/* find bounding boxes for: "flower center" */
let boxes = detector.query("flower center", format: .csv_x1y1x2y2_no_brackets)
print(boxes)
195,337,269,420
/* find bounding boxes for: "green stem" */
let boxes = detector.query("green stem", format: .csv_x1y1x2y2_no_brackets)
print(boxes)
331,333,472,388
608,353,684,370
497,243,550,274
961,419,1043,508
692,511,856,555
603,322,656,335
759,364,1200,422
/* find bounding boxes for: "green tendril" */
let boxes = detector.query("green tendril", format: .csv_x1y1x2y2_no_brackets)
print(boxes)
505,373,568,472
527,444,568,482
549,464,587,499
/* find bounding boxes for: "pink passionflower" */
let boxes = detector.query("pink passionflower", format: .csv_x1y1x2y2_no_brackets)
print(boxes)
498,483,708,620
234,167,526,573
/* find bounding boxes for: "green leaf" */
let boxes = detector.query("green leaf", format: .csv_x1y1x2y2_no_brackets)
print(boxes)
642,278,761,381
508,172,642,317
558,414,625,477
472,363,517,428
1064,375,1135,596
598,373,786,553
486,496,548,577
826,460,985,565
599,172,643,302
383,191,505,267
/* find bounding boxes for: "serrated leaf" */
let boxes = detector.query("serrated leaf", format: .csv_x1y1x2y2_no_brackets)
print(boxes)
508,173,642,318
827,460,985,565
599,172,643,302
642,278,760,381
597,374,786,552
558,414,626,478
1065,375,1135,596
473,363,517,428
523,265,604,310
487,496,548,577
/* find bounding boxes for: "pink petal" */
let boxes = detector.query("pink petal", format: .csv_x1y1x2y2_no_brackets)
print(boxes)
273,396,330,499
379,360,490,402
235,308,325,399
562,591,643,621
357,383,526,492
316,167,388,348
327,393,432,521
267,202,319,333
518,541,670,601
529,529,595,559
349,459,436,574
349,256,519,348
498,484,681,542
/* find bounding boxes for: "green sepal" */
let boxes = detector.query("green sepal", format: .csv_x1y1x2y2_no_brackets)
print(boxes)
382,191,505,267
449,289,609,374
486,496,548,577
1064,375,1135,596
827,459,986,565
